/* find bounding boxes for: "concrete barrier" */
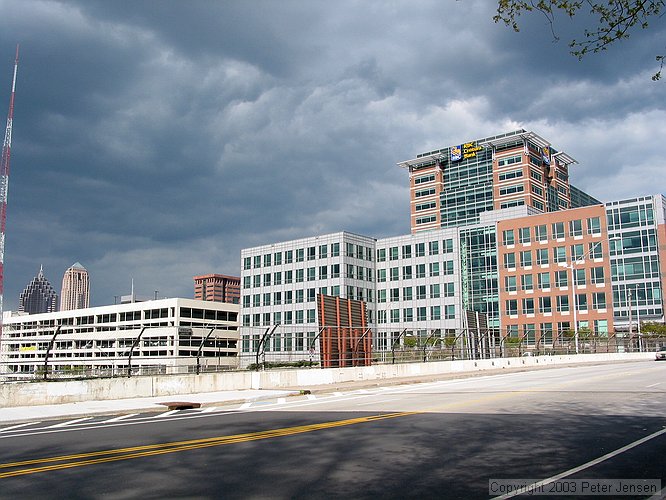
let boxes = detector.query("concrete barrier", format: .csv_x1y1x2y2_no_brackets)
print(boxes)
0,352,653,407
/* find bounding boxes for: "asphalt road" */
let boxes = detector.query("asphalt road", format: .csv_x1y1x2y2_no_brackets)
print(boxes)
1,361,665,499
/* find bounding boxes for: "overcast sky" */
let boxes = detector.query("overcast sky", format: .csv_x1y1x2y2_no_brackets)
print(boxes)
0,0,664,309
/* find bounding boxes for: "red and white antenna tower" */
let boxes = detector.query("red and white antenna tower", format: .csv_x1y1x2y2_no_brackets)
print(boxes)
0,45,19,344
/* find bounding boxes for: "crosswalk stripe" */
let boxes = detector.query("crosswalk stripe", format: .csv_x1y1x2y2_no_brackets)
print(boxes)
0,422,40,432
102,413,139,423
151,410,180,419
48,417,93,428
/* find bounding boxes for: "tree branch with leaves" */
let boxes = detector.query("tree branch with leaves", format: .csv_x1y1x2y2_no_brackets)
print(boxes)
494,0,665,80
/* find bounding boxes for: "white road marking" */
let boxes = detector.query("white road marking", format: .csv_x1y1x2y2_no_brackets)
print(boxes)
102,413,139,423
239,402,252,410
277,398,286,404
151,409,180,419
491,427,666,499
306,395,316,400
646,382,661,388
0,422,40,432
333,392,343,397
48,417,93,428
201,407,218,413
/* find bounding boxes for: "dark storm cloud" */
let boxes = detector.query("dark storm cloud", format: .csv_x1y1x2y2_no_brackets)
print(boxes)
0,0,664,309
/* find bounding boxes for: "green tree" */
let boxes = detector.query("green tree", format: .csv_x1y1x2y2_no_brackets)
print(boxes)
494,0,665,80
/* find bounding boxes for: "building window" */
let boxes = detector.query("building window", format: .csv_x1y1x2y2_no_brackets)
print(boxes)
574,268,586,286
416,264,426,278
505,276,517,292
429,263,440,277
430,306,441,321
593,292,607,310
389,247,399,260
445,283,455,297
538,272,550,289
430,284,440,298
403,287,413,301
504,253,516,269
571,244,584,261
539,296,552,314
499,184,524,196
536,248,549,265
505,300,518,316
551,222,565,239
296,248,304,262
522,298,535,314
503,230,515,246
555,270,568,288
285,250,293,263
588,242,603,259
429,241,439,255
519,227,531,244
402,245,412,259
417,307,427,321
569,219,583,237
535,224,548,242
445,305,455,320
415,243,425,257
557,295,569,312
390,267,399,281
576,294,588,312
553,247,567,264
390,288,400,302
590,267,604,284
521,274,533,291
587,216,601,235
520,250,532,267
416,285,426,300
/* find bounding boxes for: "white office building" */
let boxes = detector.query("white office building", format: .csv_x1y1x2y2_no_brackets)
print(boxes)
1,298,240,378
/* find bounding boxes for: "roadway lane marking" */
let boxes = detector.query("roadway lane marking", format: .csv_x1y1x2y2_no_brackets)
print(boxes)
0,411,420,479
333,392,343,396
47,418,93,428
239,403,252,410
306,395,316,400
201,407,218,413
491,426,666,499
646,382,661,388
277,398,286,404
0,422,40,432
102,414,139,424
151,410,180,419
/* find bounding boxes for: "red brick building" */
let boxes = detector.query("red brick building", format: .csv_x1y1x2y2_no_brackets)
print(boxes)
497,205,614,346
193,274,240,304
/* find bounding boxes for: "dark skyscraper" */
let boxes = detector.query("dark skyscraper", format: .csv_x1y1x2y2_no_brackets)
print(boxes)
18,266,58,314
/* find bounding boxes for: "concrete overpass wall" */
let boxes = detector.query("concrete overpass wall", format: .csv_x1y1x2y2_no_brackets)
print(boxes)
1,352,652,407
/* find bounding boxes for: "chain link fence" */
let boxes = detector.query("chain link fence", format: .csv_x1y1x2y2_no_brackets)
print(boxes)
1,328,663,383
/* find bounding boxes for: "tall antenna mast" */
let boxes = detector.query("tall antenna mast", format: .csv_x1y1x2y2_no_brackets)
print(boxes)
0,44,19,345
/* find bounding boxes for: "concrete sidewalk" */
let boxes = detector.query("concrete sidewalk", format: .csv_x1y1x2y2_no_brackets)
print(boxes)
0,388,300,425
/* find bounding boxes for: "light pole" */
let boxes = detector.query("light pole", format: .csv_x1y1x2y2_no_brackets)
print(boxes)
352,328,372,366
390,329,411,365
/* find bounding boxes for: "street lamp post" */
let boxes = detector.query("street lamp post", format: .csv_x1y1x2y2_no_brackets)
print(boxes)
390,329,410,365
352,328,372,366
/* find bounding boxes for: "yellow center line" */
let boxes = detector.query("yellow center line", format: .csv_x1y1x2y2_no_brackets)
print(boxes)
0,411,419,479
